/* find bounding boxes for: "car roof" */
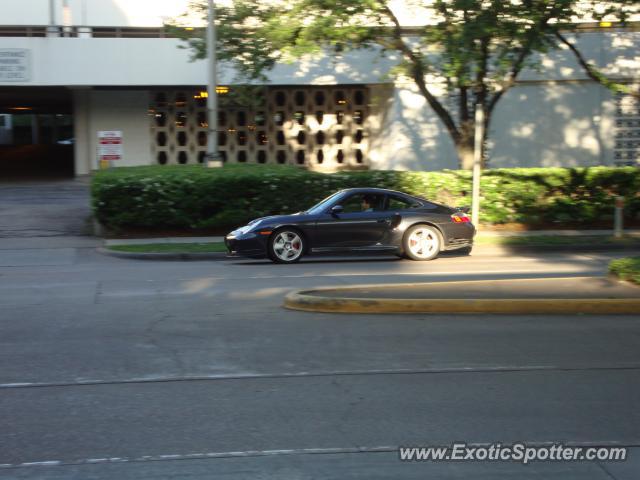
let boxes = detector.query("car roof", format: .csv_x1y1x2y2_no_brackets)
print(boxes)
337,187,426,201
338,187,410,196
336,187,446,207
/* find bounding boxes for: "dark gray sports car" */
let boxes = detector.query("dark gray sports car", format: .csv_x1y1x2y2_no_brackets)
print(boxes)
225,188,475,263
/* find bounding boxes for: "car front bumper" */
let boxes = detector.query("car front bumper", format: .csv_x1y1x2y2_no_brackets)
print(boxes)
224,231,268,258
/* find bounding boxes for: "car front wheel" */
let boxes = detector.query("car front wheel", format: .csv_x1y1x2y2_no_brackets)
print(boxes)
403,225,441,261
268,229,305,264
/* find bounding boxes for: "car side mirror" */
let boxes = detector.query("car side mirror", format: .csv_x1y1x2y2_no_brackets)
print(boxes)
330,205,343,215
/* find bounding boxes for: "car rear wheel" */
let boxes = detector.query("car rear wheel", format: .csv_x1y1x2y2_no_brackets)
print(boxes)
403,225,441,261
268,229,305,264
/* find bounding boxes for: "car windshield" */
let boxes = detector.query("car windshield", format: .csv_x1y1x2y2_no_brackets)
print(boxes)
305,191,344,215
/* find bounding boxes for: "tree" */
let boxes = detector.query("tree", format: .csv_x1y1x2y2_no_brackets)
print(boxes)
170,0,639,169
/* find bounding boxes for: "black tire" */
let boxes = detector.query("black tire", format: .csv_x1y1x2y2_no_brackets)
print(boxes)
268,228,305,264
402,224,442,261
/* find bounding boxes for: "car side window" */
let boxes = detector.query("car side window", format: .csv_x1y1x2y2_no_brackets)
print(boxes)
341,193,385,213
386,195,418,211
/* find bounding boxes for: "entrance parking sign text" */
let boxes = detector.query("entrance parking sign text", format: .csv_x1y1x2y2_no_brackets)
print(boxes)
0,49,30,82
98,130,123,162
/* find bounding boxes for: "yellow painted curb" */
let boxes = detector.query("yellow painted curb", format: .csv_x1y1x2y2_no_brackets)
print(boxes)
283,278,640,314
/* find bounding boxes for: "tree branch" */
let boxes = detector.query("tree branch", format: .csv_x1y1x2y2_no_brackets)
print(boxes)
475,36,489,107
460,86,469,124
555,31,639,100
487,1,561,115
486,38,532,115
381,4,461,143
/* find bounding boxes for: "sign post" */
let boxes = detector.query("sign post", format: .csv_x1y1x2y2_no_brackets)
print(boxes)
614,196,624,238
205,0,223,167
471,104,484,227
97,130,123,169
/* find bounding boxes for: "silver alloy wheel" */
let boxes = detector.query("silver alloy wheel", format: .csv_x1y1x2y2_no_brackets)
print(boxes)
272,231,303,262
407,227,440,259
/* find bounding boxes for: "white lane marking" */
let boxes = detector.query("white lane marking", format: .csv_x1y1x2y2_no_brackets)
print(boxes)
3,364,639,390
3,442,638,469
240,268,602,280
2,446,399,469
1,270,601,293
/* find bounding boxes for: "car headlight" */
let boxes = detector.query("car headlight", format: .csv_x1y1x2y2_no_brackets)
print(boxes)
236,220,262,235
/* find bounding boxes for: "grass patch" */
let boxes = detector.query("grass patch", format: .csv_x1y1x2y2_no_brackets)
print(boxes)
609,256,640,285
108,242,227,254
475,235,640,247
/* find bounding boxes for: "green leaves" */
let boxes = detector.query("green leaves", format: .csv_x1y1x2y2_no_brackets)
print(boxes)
609,256,640,285
92,165,640,231
167,1,639,167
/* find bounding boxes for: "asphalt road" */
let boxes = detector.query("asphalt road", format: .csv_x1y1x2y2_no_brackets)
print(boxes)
0,179,91,239
0,231,639,479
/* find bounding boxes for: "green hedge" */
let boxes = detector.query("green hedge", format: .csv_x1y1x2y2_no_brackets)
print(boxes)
609,256,640,285
91,164,640,230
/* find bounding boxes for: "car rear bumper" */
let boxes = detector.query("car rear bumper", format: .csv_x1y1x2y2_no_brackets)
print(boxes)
443,240,473,251
442,222,475,250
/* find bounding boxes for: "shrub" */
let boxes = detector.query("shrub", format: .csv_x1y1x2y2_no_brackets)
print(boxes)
91,165,640,231
609,256,640,285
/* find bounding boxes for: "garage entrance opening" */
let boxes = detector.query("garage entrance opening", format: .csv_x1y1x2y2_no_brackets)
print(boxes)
0,88,74,179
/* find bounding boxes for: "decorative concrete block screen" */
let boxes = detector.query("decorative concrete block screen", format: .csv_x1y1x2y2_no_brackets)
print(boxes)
614,92,640,166
149,86,370,168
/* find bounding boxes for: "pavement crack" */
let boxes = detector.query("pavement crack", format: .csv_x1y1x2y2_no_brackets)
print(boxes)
3,364,640,390
145,314,187,376
93,281,102,305
596,461,619,480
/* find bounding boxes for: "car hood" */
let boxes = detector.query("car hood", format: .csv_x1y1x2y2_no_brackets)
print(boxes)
248,212,304,226
229,213,305,235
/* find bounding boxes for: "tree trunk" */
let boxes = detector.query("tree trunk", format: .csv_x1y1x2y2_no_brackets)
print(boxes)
456,122,476,170
453,111,491,170
456,143,475,170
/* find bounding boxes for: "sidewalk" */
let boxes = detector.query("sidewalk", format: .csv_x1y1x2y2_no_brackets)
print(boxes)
306,277,640,300
478,229,640,237
104,236,224,246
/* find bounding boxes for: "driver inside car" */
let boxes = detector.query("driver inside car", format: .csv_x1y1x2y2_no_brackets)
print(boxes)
361,195,375,212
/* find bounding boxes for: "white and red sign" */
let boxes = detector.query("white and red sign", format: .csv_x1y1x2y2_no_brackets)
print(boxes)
98,130,123,161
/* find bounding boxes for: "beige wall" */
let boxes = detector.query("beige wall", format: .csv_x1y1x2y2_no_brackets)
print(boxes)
489,82,616,168
370,80,620,171
74,81,626,173
3,0,192,27
74,89,152,174
369,82,458,171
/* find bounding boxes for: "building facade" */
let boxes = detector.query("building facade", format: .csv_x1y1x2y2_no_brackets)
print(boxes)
0,0,638,178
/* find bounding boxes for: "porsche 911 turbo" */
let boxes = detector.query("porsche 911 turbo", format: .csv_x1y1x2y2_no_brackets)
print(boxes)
225,188,475,263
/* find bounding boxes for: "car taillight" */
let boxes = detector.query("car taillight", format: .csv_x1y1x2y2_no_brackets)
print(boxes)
451,213,470,223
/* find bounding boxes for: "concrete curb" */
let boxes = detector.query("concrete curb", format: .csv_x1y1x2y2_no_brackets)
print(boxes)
96,247,229,261
478,244,640,254
283,278,640,315
104,236,225,246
